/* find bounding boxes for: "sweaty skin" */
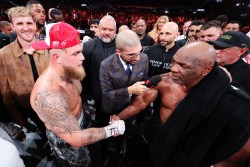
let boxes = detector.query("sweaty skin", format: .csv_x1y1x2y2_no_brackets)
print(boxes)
112,42,250,167
116,73,187,124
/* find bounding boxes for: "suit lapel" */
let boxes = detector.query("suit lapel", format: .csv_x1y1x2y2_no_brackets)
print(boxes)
112,54,129,85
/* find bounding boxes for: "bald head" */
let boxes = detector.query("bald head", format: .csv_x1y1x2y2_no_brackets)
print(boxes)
116,30,141,50
171,42,216,88
118,25,129,33
177,42,216,67
136,19,147,36
159,22,179,48
162,22,179,34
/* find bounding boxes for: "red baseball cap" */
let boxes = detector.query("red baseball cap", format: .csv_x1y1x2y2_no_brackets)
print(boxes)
32,22,80,50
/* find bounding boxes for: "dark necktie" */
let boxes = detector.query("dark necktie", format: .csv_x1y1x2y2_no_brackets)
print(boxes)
125,63,131,79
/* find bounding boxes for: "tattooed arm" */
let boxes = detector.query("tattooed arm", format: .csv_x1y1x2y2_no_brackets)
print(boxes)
31,90,124,147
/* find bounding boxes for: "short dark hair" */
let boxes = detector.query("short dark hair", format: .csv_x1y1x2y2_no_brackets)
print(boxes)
89,19,100,25
226,20,241,28
50,9,62,19
26,0,42,7
215,15,228,23
201,21,222,31
0,21,11,29
189,20,206,27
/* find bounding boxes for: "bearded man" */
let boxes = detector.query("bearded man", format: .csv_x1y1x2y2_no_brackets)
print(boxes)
30,22,125,167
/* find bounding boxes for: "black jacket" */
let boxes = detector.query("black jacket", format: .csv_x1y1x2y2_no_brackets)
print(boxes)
82,37,116,102
143,43,181,77
144,64,250,167
0,33,10,49
224,58,250,95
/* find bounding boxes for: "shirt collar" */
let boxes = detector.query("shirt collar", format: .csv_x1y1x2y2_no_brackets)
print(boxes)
13,38,46,58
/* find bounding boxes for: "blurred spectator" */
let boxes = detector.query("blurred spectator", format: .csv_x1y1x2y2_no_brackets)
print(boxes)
50,9,64,22
0,21,11,48
135,19,154,49
26,0,46,40
223,20,241,33
148,15,169,43
214,14,228,28
130,21,136,32
82,18,100,43
176,20,205,47
175,20,192,41
118,25,129,32
0,21,13,35
199,21,222,42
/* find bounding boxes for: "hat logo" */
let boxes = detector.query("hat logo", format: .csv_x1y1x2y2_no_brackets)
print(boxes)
220,35,232,40
52,41,60,47
61,40,66,47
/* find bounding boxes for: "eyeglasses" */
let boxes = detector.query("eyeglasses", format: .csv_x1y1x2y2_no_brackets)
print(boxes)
120,49,142,59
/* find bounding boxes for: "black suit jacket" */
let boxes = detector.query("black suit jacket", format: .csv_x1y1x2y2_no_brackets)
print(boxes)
82,37,116,102
0,33,10,49
224,58,250,95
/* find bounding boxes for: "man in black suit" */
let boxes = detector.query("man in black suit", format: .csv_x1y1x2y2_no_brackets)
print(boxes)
82,15,117,167
210,31,250,95
0,21,12,48
82,15,117,127
0,33,10,49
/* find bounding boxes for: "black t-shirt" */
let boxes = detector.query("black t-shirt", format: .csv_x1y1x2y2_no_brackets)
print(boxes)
141,34,154,48
143,43,181,77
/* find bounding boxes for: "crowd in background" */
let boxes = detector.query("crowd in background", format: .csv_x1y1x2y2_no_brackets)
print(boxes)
1,6,249,33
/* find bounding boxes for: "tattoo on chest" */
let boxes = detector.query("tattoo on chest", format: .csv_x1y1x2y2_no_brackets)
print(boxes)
33,90,80,134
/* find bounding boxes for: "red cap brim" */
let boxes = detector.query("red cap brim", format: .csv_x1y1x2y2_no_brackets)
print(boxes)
32,40,51,50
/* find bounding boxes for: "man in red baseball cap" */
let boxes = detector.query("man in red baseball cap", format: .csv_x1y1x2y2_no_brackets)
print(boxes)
30,22,125,166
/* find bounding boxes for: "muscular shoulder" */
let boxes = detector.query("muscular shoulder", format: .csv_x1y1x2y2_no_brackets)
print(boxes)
157,73,176,90
160,73,171,81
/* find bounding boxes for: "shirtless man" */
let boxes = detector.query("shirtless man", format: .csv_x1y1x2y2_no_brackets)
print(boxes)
112,42,250,167
30,22,125,167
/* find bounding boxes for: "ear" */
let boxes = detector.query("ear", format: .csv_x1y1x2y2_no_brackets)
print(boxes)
201,64,213,76
116,49,121,56
52,53,61,63
240,47,248,55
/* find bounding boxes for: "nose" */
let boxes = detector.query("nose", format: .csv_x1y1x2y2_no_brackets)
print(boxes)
104,29,110,35
203,36,209,42
80,52,85,61
170,63,178,72
23,24,29,30
215,49,220,54
134,54,140,61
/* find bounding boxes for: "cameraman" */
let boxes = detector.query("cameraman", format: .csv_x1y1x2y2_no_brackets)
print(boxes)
82,18,100,43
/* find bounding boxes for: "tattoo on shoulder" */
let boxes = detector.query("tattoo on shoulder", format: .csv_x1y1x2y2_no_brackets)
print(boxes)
33,90,80,134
